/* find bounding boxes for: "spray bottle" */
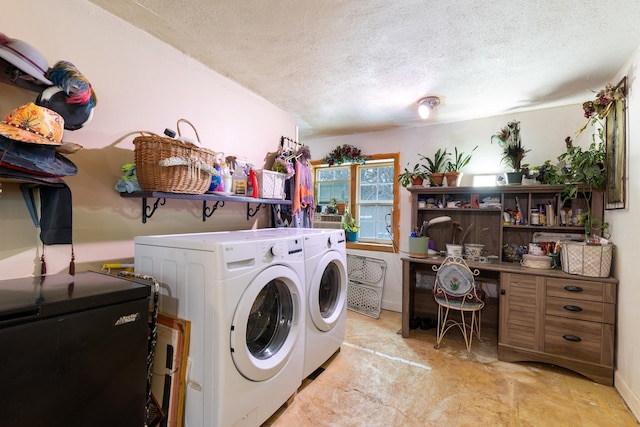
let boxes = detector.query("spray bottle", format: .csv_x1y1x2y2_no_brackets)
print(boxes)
249,168,259,198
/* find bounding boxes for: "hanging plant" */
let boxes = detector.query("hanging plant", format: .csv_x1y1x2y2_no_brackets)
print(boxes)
322,144,368,166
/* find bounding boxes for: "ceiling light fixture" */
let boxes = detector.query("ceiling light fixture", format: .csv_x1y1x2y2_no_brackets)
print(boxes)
418,96,441,120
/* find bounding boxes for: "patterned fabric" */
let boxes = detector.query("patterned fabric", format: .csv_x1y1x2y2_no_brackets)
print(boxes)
433,257,484,304
0,103,65,145
436,263,473,296
292,159,314,226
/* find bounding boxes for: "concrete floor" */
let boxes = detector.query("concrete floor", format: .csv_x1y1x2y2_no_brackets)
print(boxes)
265,310,638,426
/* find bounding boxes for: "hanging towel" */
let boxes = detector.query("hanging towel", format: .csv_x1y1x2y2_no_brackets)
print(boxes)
293,159,314,225
39,183,73,245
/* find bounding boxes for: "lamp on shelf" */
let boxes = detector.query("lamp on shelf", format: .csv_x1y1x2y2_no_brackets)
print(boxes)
418,96,440,119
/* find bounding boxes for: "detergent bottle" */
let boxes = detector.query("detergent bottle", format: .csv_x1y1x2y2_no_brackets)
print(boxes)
231,166,247,195
221,162,232,193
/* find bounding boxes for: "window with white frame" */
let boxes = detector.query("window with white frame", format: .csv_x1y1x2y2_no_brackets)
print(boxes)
314,154,399,249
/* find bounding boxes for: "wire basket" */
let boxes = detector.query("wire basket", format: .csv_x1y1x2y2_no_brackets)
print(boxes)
134,120,216,194
560,241,613,277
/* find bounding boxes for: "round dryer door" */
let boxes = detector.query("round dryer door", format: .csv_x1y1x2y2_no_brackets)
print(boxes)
309,251,347,332
230,265,302,382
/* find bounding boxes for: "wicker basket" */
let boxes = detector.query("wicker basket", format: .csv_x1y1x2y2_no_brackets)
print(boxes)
134,120,216,194
520,254,553,270
560,241,613,277
255,169,287,199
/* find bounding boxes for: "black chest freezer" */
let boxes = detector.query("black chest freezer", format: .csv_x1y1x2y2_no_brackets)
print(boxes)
0,271,150,427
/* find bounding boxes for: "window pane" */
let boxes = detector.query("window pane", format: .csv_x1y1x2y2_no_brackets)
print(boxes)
358,204,392,241
316,167,350,204
377,183,393,201
356,163,394,242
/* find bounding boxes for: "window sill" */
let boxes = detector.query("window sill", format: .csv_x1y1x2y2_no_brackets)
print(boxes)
346,241,395,253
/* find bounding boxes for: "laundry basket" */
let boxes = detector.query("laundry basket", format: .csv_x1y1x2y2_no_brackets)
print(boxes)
347,254,387,319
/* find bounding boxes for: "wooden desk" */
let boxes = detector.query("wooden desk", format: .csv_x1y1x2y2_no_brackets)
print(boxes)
401,256,618,385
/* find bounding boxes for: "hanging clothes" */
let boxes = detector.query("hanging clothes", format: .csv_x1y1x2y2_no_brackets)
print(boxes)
292,158,314,228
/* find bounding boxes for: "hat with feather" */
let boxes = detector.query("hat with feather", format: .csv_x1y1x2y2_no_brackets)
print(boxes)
36,60,97,131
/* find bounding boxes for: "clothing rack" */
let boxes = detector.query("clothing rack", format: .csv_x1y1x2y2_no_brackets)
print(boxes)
280,136,304,149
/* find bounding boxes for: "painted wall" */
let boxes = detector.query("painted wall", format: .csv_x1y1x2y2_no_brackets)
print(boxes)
605,45,640,419
1,0,297,278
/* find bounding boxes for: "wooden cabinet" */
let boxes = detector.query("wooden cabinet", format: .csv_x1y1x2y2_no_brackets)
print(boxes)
408,184,603,258
405,185,615,385
499,273,617,385
499,273,544,351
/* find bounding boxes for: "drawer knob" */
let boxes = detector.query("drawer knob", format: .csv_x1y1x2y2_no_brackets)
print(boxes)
563,305,583,312
564,285,584,292
563,334,582,342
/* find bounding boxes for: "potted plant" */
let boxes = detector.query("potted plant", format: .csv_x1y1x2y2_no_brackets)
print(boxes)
326,198,338,214
398,162,428,187
491,120,530,184
445,146,477,187
341,207,360,242
533,125,608,238
420,148,450,186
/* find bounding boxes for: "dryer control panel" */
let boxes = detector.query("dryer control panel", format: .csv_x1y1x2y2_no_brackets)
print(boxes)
259,237,304,263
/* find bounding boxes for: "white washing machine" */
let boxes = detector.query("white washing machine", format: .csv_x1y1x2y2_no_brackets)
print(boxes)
134,231,305,427
239,228,348,378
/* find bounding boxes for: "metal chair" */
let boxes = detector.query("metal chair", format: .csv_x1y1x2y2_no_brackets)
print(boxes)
432,256,485,352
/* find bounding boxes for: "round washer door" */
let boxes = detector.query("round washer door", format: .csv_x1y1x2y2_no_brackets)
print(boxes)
230,264,302,382
308,251,347,332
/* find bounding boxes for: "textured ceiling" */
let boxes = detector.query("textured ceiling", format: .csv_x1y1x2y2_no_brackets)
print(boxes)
89,0,640,139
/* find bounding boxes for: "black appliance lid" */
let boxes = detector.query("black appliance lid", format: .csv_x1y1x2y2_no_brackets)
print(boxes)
0,271,150,325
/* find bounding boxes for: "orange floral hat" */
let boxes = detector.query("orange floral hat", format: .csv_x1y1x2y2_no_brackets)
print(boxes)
0,102,66,146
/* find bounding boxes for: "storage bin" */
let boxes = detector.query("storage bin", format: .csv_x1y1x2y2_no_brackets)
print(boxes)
560,241,613,277
255,169,287,199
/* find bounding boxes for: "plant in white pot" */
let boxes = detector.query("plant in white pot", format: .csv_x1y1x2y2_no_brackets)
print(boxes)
491,121,530,184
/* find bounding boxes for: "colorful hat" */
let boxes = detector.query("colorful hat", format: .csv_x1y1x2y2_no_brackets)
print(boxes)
36,61,97,131
37,86,95,131
0,32,51,85
0,102,65,146
0,135,77,177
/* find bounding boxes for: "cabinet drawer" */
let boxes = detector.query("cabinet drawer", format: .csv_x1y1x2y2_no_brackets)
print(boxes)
546,297,615,324
544,316,613,365
546,278,615,303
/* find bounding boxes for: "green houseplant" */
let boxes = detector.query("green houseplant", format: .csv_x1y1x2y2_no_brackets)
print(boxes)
398,162,428,187
341,206,360,241
445,146,477,187
537,127,608,238
491,120,530,184
420,148,450,186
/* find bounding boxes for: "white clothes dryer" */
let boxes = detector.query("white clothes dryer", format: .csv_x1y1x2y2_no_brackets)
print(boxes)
299,229,348,378
134,231,305,427
234,228,348,378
